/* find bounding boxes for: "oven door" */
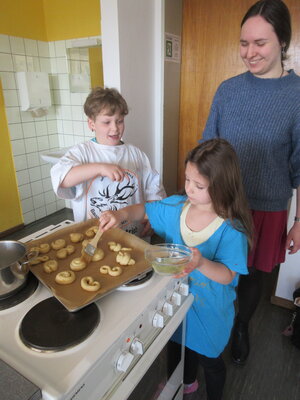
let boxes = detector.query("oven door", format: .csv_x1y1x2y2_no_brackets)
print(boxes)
106,293,193,400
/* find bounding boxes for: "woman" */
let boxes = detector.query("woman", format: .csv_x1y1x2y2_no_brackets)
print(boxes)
202,0,300,365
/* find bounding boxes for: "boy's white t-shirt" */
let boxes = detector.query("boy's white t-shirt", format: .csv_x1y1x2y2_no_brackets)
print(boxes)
51,140,166,235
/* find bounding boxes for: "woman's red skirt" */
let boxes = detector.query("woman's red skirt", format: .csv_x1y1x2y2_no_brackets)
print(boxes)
247,210,287,272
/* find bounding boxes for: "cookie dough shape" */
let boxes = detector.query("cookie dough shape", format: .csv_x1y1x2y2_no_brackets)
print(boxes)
92,248,105,262
51,239,66,250
99,265,122,276
108,241,122,252
43,259,58,273
70,233,84,243
70,257,87,271
85,226,98,238
81,276,101,291
116,251,136,266
39,243,50,254
55,270,76,285
56,248,68,259
30,255,49,265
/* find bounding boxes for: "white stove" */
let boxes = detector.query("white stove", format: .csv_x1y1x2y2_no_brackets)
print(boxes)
0,222,193,400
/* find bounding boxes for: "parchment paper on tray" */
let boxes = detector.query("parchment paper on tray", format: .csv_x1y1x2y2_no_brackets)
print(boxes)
27,219,152,312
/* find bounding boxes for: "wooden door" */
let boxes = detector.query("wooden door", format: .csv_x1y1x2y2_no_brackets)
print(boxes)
178,0,300,188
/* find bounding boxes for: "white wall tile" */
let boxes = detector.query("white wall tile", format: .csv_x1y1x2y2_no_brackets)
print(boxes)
28,166,42,182
9,36,25,55
47,120,58,134
35,120,48,136
40,57,51,73
73,121,84,135
41,163,51,179
14,154,28,171
48,42,55,58
58,74,69,90
24,137,38,153
35,206,47,219
44,190,56,204
61,105,72,119
23,122,36,138
42,177,52,192
54,41,66,57
11,139,25,156
31,180,44,196
3,89,19,107
0,35,11,53
13,54,27,71
71,105,84,121
6,107,21,123
16,169,30,185
64,135,75,147
60,90,71,105
37,41,50,57
9,124,23,140
70,92,82,105
62,120,73,134
20,110,34,123
0,53,14,71
57,199,66,210
49,134,59,148
24,39,38,57
56,57,68,73
18,184,32,200
23,210,35,225
26,152,40,168
33,193,45,208
0,72,16,89
46,202,57,215
21,197,34,213
37,135,50,151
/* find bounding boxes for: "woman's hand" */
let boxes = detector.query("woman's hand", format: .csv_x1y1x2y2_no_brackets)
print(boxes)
286,223,300,254
175,247,202,278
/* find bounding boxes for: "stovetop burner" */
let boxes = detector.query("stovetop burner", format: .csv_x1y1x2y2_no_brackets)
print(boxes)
0,273,38,311
19,297,100,352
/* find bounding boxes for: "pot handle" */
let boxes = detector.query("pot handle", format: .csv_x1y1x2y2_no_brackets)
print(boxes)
20,250,39,273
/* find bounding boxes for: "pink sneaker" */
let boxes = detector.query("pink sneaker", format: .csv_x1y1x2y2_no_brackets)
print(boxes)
183,380,199,394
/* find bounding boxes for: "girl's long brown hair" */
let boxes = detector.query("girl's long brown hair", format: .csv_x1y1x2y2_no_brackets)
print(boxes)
185,139,253,247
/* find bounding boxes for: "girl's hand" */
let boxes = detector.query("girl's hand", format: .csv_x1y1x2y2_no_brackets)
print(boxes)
286,222,300,254
99,210,123,232
175,247,203,278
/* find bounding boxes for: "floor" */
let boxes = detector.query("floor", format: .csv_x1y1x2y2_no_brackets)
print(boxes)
3,208,300,400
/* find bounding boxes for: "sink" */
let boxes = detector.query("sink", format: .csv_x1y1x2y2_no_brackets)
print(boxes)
40,147,71,164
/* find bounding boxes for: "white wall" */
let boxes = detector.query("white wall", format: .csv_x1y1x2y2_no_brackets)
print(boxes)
100,0,164,173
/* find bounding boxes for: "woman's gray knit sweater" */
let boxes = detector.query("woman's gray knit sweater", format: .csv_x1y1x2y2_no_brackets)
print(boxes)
202,70,300,211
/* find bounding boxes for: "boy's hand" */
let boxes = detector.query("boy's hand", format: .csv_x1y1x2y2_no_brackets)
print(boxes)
99,163,125,181
99,210,123,232
174,247,202,278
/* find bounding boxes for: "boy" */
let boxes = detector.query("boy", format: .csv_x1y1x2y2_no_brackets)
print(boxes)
51,87,165,236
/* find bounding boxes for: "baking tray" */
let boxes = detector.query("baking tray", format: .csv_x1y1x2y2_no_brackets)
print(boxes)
27,219,152,312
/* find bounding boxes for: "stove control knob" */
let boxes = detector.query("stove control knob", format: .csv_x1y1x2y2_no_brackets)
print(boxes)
152,312,165,328
130,338,144,355
162,301,174,316
116,351,134,372
171,292,182,306
178,283,189,296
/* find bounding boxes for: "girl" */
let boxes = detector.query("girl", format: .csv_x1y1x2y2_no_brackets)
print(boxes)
99,139,253,400
203,0,300,365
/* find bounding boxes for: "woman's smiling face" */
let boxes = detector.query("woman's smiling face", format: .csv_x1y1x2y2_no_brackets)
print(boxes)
240,15,283,78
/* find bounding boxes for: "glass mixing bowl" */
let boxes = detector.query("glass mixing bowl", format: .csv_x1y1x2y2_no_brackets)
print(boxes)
144,243,192,276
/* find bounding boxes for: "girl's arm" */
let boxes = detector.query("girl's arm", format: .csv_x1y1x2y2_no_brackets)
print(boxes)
99,204,146,232
61,163,125,188
179,247,236,284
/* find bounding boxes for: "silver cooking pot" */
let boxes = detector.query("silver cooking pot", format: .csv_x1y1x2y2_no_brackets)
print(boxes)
0,241,38,298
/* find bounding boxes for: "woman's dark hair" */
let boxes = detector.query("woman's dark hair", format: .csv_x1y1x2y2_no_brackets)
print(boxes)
241,0,291,61
185,139,253,247
84,87,129,120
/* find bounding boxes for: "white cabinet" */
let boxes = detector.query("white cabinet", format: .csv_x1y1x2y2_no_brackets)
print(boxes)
275,190,300,302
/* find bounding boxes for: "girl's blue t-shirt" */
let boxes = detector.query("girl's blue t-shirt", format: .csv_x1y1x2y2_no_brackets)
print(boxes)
145,195,248,357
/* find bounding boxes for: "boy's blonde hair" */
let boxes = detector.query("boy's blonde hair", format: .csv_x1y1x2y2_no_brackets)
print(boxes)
84,87,129,120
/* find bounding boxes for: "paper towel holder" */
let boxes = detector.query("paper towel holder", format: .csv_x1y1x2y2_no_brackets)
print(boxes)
16,71,52,117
